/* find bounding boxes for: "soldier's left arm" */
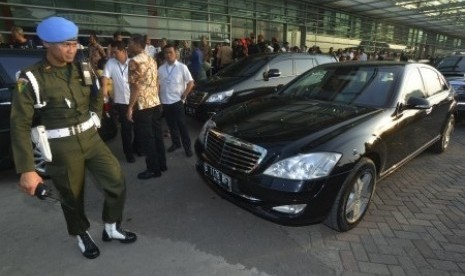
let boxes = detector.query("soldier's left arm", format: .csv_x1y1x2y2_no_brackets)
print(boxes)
10,74,38,173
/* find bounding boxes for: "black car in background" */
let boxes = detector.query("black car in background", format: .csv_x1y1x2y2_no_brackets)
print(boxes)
0,49,117,173
435,54,465,120
185,53,337,120
195,61,456,232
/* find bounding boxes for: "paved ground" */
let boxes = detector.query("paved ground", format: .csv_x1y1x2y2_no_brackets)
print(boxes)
0,118,464,276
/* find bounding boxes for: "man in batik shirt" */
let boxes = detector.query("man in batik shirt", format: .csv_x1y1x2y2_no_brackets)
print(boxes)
127,34,167,180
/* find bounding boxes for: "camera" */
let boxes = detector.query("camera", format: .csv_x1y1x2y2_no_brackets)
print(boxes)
34,183,49,200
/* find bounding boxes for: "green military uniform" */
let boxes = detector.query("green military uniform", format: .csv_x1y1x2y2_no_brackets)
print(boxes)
10,58,126,235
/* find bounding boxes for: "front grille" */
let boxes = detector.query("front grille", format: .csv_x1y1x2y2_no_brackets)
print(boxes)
186,91,208,106
205,129,267,173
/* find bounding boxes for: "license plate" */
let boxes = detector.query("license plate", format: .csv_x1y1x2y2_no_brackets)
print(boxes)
185,106,196,115
204,163,232,192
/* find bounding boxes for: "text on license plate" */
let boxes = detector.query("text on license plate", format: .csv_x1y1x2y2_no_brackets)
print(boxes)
204,163,232,192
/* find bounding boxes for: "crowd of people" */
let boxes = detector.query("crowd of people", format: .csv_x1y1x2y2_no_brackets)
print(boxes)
1,24,415,71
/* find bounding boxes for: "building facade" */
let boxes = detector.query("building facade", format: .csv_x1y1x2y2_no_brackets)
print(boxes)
0,0,463,58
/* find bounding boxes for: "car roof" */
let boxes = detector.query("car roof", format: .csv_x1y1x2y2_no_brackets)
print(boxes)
0,48,88,86
0,49,46,86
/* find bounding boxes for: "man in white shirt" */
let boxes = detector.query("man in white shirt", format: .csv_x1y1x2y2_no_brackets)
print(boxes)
359,48,368,61
102,40,137,163
144,35,156,58
158,44,195,157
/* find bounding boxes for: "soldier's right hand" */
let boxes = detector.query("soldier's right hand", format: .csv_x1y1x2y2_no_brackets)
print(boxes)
19,171,43,196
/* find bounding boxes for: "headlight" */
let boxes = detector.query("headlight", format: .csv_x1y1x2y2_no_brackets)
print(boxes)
263,152,342,180
198,119,216,146
205,90,234,103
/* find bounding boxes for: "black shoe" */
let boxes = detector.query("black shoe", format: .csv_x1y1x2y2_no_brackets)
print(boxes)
102,225,137,244
185,150,193,158
160,165,168,172
137,170,161,179
77,232,100,259
126,155,136,163
167,144,181,152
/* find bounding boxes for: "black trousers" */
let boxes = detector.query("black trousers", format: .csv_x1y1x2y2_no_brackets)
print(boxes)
163,101,191,152
115,103,135,158
133,106,166,173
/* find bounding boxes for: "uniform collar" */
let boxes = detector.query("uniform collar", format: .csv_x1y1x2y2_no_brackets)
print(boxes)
39,58,73,73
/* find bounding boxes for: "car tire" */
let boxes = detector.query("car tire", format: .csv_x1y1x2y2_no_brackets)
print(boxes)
324,157,376,232
431,115,455,154
32,142,48,177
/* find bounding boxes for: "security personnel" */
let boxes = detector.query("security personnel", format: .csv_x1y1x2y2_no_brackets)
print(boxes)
10,17,136,259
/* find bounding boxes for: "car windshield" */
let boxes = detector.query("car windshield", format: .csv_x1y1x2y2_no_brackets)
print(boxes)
0,53,43,86
450,81,465,93
216,55,271,78
280,65,402,108
436,56,465,72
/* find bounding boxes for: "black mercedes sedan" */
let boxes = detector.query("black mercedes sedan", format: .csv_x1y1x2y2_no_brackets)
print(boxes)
194,61,456,232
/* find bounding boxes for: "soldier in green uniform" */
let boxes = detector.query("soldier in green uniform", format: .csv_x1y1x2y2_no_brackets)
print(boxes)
10,16,136,259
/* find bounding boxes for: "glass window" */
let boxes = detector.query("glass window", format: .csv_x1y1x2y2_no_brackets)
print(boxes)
286,25,301,49
402,68,426,100
281,65,401,108
269,59,293,77
257,21,283,43
295,58,315,75
217,55,270,78
232,18,253,39
420,67,444,96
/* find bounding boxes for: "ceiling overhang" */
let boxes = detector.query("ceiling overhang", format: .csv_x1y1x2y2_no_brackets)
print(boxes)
306,0,465,39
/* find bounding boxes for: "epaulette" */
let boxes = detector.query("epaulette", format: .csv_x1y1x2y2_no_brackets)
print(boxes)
16,60,47,109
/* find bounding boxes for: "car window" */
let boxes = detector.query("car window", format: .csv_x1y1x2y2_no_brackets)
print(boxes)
402,68,426,100
216,55,270,78
420,67,445,96
0,55,43,85
295,58,315,75
450,81,465,94
280,65,401,107
269,59,293,77
436,56,465,72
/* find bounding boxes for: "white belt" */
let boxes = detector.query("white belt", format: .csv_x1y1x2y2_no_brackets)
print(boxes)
47,117,95,139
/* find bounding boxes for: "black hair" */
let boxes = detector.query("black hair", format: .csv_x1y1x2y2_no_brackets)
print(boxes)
113,31,121,39
163,43,177,51
111,40,126,50
130,34,145,49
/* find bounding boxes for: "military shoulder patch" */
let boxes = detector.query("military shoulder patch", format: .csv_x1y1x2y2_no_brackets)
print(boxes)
16,78,29,94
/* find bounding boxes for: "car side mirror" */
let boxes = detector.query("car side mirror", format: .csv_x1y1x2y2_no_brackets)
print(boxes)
263,69,281,81
275,84,284,93
405,96,431,110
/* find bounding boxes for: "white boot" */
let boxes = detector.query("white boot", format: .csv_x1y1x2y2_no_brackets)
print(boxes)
104,223,126,239
102,223,137,243
77,231,100,259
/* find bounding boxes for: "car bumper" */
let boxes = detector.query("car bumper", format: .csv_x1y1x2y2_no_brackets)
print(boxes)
194,140,350,225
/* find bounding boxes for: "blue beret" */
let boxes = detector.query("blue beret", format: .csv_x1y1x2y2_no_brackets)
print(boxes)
37,17,79,43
